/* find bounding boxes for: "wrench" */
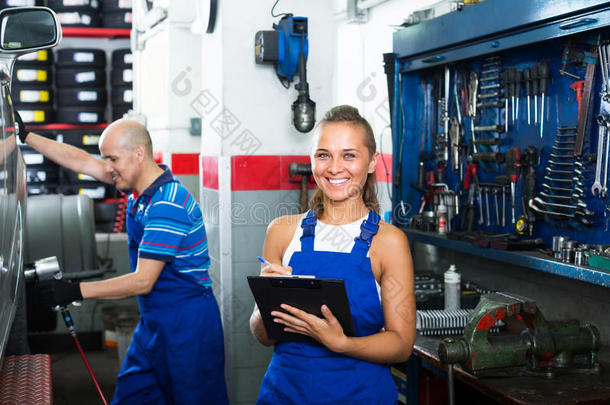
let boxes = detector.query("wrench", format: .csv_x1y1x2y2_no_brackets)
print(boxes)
602,118,610,197
591,115,606,196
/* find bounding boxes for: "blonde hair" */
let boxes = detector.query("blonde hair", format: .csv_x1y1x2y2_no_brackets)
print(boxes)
309,105,379,218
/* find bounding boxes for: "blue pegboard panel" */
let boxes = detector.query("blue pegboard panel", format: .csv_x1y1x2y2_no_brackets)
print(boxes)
391,26,610,248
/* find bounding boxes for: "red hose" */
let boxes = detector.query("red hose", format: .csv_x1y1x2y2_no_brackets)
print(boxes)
71,333,109,405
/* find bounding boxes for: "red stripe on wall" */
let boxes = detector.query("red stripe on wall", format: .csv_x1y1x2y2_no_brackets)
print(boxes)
199,154,393,191
376,153,393,183
201,155,218,190
171,153,199,175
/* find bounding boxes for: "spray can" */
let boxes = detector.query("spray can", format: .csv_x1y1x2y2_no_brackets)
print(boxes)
437,203,448,235
444,264,461,310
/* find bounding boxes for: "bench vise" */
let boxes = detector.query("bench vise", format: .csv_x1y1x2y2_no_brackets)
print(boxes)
438,292,601,378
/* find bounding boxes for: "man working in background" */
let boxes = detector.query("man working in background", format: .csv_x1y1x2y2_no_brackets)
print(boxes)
16,115,228,405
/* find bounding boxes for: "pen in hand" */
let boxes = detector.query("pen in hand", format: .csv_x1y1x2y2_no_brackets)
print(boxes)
257,256,271,266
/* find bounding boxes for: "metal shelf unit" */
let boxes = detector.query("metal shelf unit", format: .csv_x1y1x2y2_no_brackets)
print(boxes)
404,229,610,287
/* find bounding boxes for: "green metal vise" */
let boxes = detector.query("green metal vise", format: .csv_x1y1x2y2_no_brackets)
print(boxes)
438,292,601,378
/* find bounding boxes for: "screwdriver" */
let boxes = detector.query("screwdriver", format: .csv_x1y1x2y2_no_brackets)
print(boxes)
532,65,539,124
506,147,521,224
539,60,549,138
523,67,531,125
515,69,522,122
509,67,516,122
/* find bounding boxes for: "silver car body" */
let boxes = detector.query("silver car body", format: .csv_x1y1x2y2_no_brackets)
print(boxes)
0,6,61,362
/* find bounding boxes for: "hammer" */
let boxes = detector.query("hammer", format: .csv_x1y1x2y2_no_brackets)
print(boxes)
289,163,312,213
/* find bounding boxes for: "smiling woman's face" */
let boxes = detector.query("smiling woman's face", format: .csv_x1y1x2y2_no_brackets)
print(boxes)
311,122,377,204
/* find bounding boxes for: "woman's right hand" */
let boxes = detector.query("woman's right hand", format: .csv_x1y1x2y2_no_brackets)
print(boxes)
260,263,292,277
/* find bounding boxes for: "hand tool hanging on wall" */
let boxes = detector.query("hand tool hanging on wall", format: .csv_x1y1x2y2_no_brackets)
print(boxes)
539,61,549,138
591,114,608,198
461,161,480,231
532,65,539,124
442,66,451,165
575,42,599,157
523,67,532,125
495,175,510,227
516,146,538,235
468,71,479,154
515,68,522,122
506,147,521,224
289,163,312,213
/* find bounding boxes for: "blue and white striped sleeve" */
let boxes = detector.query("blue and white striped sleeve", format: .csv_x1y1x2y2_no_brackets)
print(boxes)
139,189,191,262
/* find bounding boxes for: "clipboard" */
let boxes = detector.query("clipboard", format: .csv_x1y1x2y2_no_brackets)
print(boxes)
247,275,355,343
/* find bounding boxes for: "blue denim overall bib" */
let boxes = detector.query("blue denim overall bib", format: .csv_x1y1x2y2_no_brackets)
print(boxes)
111,183,228,405
257,210,397,404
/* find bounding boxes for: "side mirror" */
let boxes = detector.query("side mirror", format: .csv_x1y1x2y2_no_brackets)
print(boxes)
0,7,61,53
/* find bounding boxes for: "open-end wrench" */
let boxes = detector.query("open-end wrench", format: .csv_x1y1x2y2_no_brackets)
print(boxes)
602,118,610,197
591,115,606,196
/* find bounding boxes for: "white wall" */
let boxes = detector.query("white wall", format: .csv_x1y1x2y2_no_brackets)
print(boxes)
198,0,335,157
332,0,438,216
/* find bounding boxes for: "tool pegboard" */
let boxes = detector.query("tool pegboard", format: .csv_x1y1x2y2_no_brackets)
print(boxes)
389,1,610,253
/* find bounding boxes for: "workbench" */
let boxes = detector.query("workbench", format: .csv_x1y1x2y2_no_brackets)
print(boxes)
410,335,610,404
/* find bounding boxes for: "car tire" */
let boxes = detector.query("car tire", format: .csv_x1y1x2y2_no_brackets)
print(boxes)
112,48,132,67
57,88,107,107
56,67,106,88
13,65,53,85
111,67,132,86
56,106,106,124
17,49,54,66
101,0,132,12
46,0,99,11
102,10,132,28
15,105,54,124
56,10,101,27
56,48,106,68
6,280,28,355
11,85,54,105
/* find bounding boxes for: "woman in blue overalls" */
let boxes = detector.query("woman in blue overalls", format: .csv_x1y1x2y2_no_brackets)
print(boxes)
250,105,416,404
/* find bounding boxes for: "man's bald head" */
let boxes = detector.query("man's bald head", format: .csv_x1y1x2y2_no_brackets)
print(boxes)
100,119,153,159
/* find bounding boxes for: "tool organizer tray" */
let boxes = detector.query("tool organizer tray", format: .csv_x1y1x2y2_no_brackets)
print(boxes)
389,0,610,277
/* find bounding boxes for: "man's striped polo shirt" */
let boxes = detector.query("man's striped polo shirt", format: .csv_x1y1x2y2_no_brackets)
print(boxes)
130,168,211,287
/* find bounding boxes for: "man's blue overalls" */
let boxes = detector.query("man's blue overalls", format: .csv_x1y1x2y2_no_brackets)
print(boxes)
257,210,398,404
112,176,228,405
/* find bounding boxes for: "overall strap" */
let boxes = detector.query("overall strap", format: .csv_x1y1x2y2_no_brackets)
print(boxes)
299,210,317,252
351,211,381,257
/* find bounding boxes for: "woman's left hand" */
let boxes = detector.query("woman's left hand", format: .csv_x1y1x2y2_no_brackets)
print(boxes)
271,304,348,352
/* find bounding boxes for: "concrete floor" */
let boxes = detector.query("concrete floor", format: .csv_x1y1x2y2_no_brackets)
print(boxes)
52,349,119,405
